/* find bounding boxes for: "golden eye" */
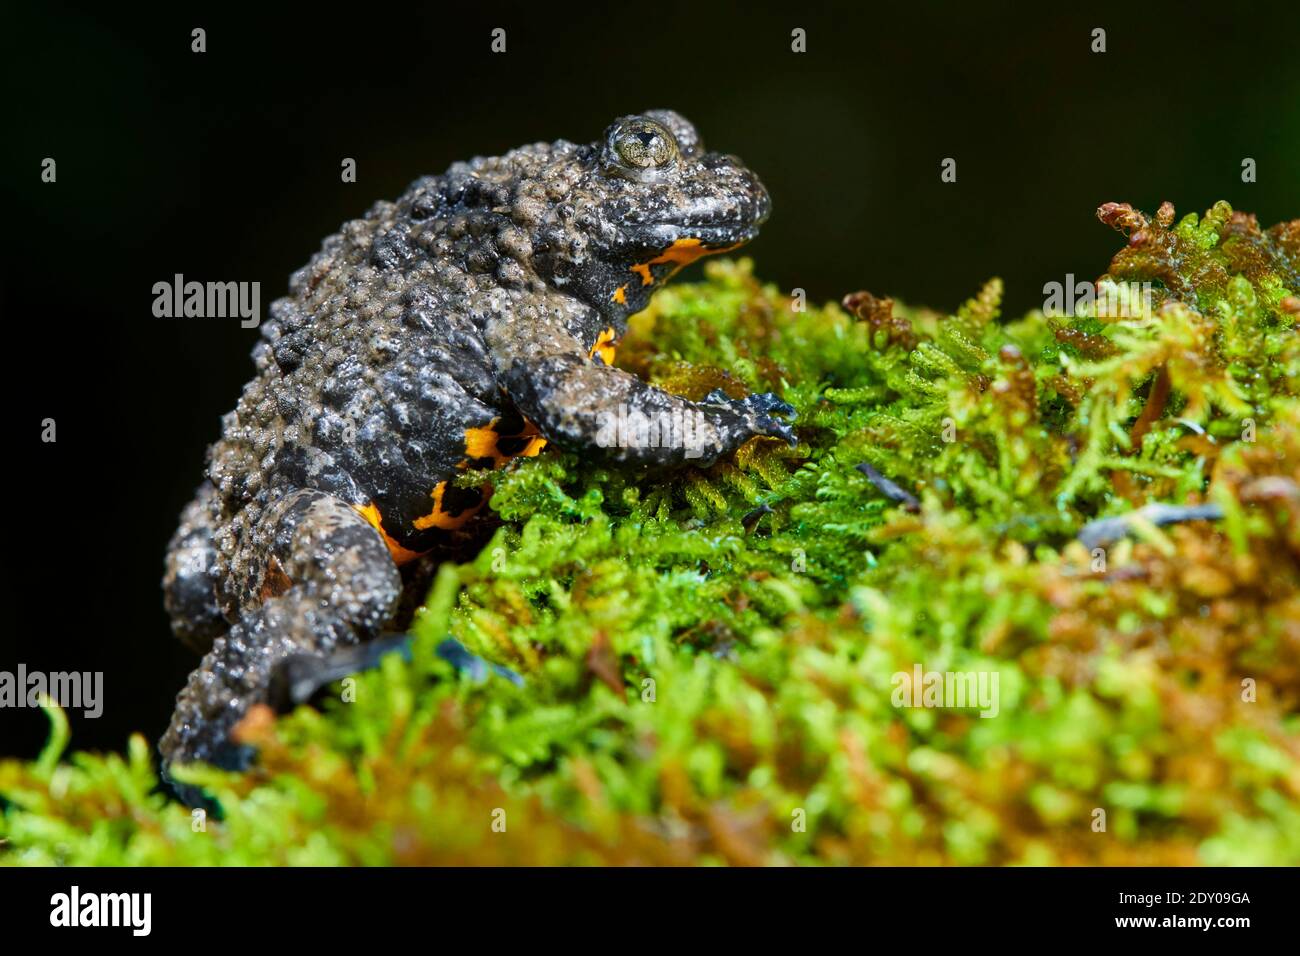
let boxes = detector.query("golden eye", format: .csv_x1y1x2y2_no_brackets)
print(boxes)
613,119,678,170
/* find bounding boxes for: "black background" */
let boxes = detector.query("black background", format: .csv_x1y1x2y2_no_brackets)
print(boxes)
3,0,1298,759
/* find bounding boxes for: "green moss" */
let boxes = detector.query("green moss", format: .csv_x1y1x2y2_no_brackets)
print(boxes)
4,201,1299,865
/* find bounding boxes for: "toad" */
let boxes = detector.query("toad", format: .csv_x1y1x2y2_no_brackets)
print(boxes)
161,110,793,777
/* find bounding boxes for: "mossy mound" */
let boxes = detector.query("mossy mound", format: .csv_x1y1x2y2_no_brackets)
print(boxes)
3,201,1298,865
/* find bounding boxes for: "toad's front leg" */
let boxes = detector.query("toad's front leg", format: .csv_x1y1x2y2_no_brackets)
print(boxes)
490,317,796,467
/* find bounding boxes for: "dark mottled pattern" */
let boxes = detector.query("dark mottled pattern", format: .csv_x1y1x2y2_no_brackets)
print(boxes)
161,111,795,777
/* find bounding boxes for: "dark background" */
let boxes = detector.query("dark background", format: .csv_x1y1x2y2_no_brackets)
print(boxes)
3,0,1297,759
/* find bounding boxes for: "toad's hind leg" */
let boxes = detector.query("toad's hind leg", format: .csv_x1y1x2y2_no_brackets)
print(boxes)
160,488,401,774
162,483,227,654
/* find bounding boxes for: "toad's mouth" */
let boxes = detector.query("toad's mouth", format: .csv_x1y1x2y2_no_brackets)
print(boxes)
619,182,771,253
621,219,762,260
630,205,768,245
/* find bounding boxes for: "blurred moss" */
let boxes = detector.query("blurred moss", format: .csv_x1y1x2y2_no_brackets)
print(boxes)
3,201,1298,865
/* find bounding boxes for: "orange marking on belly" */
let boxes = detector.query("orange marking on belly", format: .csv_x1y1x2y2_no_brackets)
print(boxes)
461,417,548,468
464,425,504,461
589,326,618,366
356,411,554,563
630,237,740,286
611,285,627,304
413,481,486,531
515,433,548,458
354,501,428,566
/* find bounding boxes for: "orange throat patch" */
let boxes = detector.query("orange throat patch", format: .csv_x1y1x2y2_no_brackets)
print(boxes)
629,237,741,287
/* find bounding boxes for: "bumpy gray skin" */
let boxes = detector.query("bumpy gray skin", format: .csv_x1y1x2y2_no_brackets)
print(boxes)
161,110,793,779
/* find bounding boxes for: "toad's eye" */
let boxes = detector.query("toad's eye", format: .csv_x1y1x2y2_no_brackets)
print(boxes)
613,119,678,170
